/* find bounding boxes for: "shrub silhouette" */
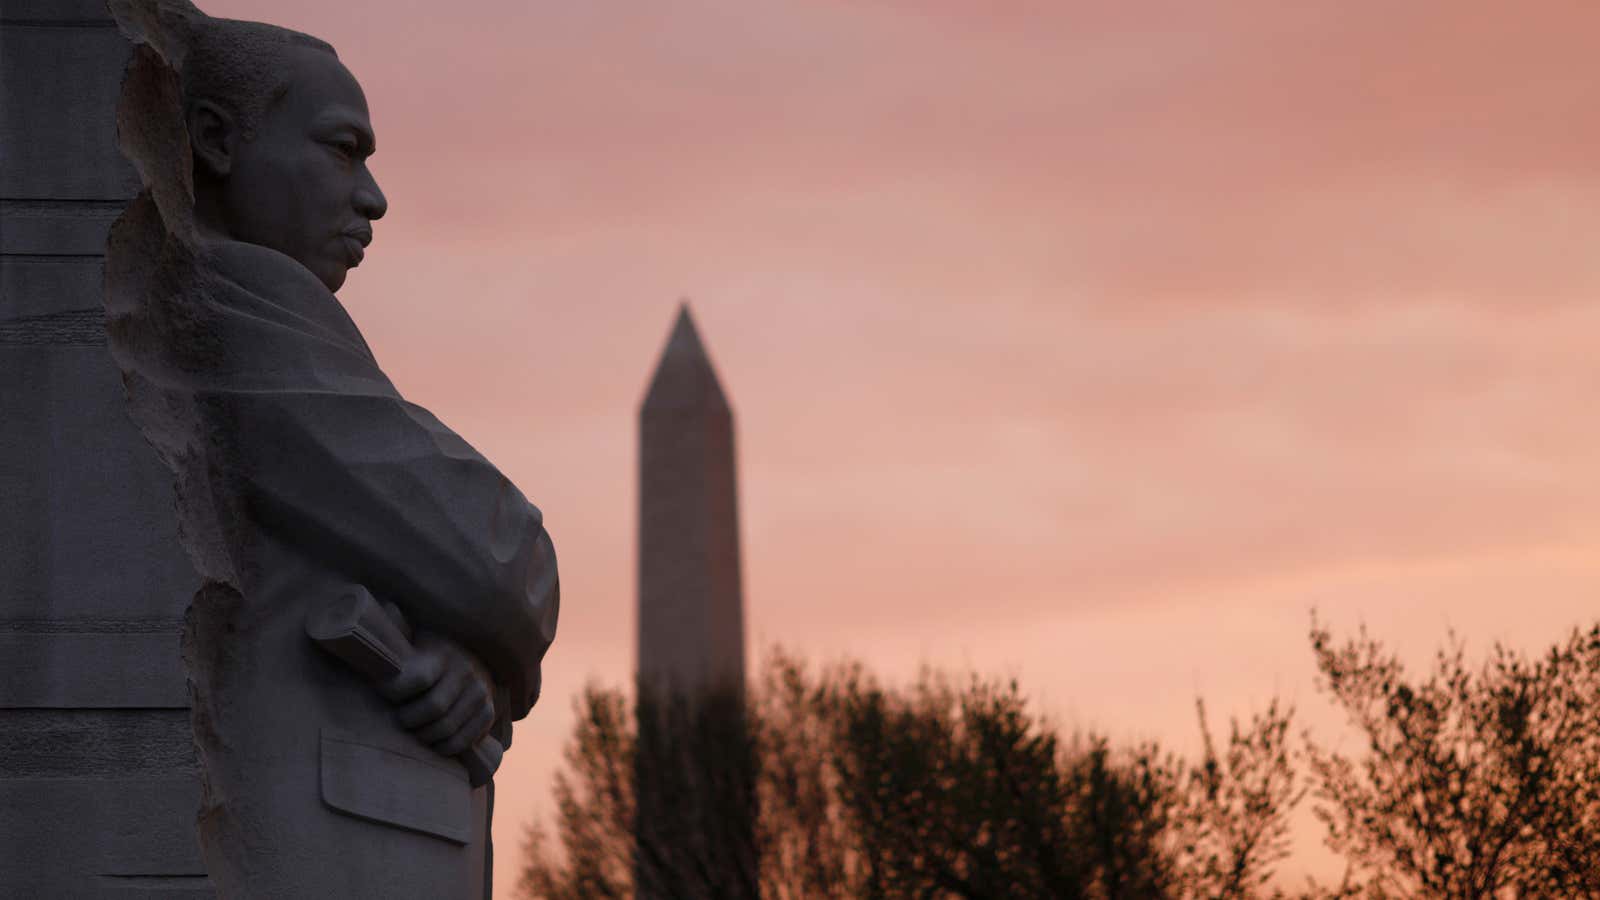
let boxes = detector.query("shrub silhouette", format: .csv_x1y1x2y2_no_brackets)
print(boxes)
517,650,1297,899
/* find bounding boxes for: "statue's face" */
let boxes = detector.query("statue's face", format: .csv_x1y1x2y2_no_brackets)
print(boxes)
219,46,387,292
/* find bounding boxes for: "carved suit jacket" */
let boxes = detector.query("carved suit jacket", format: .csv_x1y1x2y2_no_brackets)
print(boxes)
108,214,559,897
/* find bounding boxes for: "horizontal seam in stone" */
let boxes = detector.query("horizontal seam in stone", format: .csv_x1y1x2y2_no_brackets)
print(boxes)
0,309,105,345
0,619,186,634
0,199,127,213
0,252,105,259
0,19,116,28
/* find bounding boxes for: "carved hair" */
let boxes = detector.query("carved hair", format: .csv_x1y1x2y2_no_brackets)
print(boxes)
182,17,336,140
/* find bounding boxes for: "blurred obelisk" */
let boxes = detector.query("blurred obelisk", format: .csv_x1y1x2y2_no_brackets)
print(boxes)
637,303,746,696
635,303,754,897
0,2,209,895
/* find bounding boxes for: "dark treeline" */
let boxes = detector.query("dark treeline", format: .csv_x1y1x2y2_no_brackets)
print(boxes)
517,619,1600,899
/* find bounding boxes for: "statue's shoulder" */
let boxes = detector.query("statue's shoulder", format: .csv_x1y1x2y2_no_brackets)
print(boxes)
197,237,373,357
200,237,333,304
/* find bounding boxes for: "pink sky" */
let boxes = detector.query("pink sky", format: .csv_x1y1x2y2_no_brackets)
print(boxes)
208,0,1600,890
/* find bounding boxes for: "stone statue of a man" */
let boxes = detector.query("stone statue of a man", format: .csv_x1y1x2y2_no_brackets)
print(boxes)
104,4,559,897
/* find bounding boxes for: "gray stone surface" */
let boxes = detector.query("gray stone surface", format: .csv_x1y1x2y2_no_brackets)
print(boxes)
0,0,207,895
637,304,748,695
5,0,561,894
0,632,190,707
1,256,110,319
0,13,141,199
0,344,197,620
0,776,209,897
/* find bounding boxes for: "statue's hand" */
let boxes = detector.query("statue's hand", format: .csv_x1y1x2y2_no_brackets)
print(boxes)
378,630,497,759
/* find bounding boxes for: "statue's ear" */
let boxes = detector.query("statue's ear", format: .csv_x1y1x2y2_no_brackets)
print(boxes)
186,99,236,178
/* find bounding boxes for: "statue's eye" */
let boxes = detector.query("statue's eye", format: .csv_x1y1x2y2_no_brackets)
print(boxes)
329,140,358,160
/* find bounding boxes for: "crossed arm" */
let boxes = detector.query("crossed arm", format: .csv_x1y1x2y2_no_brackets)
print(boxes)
219,385,560,756
172,241,559,759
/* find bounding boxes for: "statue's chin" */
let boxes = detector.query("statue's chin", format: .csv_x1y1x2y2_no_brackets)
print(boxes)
308,258,349,293
321,268,349,293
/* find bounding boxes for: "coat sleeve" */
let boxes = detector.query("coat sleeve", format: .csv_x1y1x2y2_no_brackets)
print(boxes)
219,386,559,720
192,243,559,719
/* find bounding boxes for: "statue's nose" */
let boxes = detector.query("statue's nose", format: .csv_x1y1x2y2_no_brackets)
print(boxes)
355,166,387,222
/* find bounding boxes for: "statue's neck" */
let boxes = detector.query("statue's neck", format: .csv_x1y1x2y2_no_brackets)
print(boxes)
191,180,232,244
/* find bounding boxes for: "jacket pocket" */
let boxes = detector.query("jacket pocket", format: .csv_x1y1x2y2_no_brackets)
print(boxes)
319,727,473,845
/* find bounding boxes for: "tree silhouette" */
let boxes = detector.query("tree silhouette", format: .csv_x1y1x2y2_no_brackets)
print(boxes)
517,650,1297,899
1304,618,1600,898
519,621,1600,898
1173,698,1302,898
632,683,759,899
517,686,632,900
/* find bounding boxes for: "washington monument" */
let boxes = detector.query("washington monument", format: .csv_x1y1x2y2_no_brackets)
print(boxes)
637,304,747,695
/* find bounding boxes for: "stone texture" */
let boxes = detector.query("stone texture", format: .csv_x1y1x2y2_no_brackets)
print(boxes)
0,12,141,199
0,0,207,895
4,1,560,892
0,632,190,708
98,3,559,896
1,256,110,319
0,777,209,897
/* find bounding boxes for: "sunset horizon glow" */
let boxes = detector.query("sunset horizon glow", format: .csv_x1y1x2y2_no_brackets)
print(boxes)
202,1,1600,891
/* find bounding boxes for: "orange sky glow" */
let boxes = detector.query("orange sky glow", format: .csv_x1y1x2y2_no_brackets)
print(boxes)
207,1,1600,891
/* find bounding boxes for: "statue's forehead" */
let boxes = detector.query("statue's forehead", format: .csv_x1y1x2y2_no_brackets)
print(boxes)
281,46,371,124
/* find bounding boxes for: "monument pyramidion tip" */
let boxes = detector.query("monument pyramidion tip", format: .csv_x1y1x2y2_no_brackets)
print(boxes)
642,301,732,415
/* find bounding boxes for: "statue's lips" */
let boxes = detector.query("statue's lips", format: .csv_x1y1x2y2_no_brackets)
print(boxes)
341,232,368,266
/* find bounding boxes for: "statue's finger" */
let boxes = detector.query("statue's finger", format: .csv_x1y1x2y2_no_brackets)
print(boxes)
413,689,478,745
436,704,495,758
464,703,495,744
377,654,441,703
395,671,460,729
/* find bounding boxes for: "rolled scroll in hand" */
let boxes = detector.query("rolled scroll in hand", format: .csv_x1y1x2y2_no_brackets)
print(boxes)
307,586,504,787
